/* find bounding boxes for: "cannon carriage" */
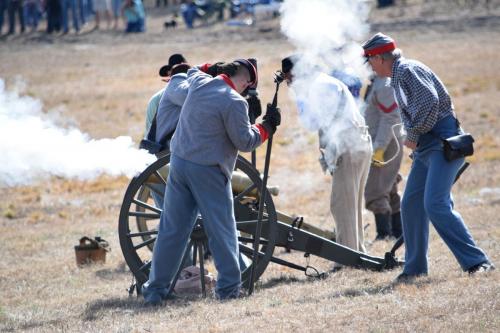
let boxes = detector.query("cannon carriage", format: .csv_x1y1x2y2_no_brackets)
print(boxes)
118,153,403,296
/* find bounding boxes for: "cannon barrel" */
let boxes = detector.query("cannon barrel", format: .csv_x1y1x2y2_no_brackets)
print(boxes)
146,165,280,197
231,170,279,197
276,211,336,241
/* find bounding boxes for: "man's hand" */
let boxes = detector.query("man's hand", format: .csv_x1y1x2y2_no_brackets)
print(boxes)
261,103,281,135
372,148,385,167
247,95,262,124
204,62,224,77
404,139,417,150
319,154,328,174
204,62,238,77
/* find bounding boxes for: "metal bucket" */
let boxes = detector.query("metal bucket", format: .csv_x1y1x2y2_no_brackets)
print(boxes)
74,236,109,267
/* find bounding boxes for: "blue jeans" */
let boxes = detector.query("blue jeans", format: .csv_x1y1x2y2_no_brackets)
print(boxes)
7,0,24,33
111,0,121,18
46,0,62,33
0,0,7,34
401,116,489,275
181,3,197,29
61,0,79,32
23,2,40,29
125,17,144,33
142,154,242,301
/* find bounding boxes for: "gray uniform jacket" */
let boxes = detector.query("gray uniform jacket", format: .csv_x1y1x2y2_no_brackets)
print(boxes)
155,73,189,146
364,76,402,150
170,67,262,180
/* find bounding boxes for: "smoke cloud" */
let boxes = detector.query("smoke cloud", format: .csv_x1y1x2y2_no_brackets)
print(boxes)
280,0,372,167
280,0,370,79
0,79,156,187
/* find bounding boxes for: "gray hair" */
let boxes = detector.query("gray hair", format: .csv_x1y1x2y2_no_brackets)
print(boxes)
380,48,403,61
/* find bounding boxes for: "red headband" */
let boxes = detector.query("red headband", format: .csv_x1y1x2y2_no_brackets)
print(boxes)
364,41,396,57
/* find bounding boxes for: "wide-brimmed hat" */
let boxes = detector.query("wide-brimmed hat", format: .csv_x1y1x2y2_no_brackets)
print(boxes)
170,63,191,76
159,53,187,77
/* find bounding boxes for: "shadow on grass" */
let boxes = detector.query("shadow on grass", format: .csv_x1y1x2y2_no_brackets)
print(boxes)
328,276,440,299
1,318,67,332
94,262,130,280
329,284,394,299
82,296,199,321
257,274,310,290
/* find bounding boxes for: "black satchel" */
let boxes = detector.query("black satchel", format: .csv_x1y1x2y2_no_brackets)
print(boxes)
442,133,474,161
139,138,163,154
139,112,173,155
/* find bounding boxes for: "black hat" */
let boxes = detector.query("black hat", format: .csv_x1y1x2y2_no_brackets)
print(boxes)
159,53,187,77
234,58,258,87
281,55,298,74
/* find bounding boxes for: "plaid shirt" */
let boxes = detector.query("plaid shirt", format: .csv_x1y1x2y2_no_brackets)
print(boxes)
391,57,454,143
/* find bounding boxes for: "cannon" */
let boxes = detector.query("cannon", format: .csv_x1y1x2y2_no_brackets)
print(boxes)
118,70,403,297
118,153,403,295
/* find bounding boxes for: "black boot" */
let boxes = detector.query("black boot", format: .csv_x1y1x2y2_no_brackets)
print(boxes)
374,213,391,240
391,211,402,238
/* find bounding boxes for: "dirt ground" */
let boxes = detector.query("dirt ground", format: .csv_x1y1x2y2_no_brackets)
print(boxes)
1,1,499,332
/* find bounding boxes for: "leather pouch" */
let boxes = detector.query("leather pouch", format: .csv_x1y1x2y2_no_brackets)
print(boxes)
442,133,474,161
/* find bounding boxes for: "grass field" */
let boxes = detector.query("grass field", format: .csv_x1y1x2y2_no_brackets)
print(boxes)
1,1,499,332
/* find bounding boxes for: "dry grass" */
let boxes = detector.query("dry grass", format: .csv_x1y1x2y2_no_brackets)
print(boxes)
1,2,500,332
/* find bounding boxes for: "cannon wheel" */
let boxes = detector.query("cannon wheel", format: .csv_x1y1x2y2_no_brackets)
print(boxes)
134,185,156,251
118,154,278,289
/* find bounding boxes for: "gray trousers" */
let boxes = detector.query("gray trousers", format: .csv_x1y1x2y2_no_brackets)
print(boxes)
364,136,403,215
142,154,241,301
330,140,372,266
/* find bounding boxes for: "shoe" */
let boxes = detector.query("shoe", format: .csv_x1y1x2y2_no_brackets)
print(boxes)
393,272,425,284
217,288,247,300
468,261,495,275
143,294,163,307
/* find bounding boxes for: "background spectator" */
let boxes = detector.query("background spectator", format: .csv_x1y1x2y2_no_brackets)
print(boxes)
94,0,111,29
180,0,196,28
46,0,62,33
23,0,41,32
0,0,7,34
61,0,80,33
111,0,121,29
122,0,144,32
8,0,25,34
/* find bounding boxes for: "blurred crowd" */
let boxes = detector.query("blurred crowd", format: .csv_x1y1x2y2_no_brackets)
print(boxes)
0,0,146,34
178,0,281,29
0,0,281,36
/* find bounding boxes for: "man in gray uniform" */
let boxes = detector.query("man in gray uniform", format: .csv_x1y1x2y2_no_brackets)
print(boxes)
155,63,191,151
363,75,403,240
142,59,281,305
144,53,187,138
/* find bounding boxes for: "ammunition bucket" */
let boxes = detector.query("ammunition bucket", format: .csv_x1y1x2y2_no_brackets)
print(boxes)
74,236,109,267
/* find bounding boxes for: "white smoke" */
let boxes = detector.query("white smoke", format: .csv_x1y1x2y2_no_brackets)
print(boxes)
280,0,372,165
0,79,156,187
280,0,370,79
